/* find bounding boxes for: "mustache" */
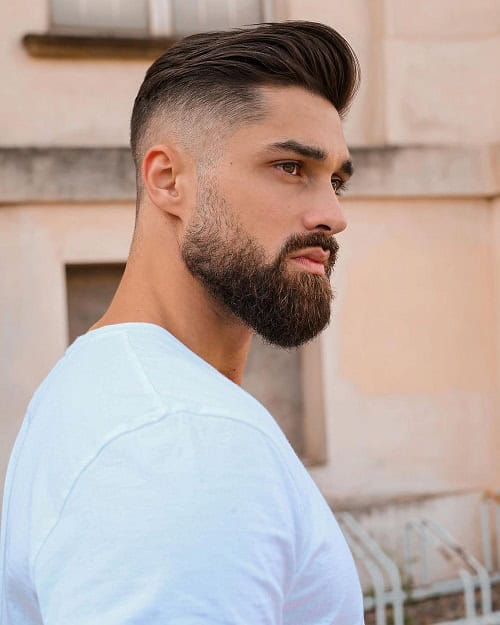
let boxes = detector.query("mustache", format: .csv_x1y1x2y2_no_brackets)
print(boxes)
278,232,339,266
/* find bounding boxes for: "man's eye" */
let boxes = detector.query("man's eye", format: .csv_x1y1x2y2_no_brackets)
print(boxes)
332,178,348,196
277,162,301,176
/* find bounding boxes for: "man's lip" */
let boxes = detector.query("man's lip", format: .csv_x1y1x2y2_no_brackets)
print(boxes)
288,247,331,263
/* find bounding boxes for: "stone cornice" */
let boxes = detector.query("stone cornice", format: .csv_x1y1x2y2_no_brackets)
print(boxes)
0,148,136,203
348,145,499,199
0,145,498,204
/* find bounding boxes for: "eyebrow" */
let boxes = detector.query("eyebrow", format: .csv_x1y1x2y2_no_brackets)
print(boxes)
340,158,354,178
265,139,354,178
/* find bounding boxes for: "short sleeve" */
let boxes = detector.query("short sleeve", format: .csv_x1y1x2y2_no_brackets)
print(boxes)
33,413,300,624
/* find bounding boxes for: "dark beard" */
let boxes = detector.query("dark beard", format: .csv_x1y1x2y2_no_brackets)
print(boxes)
181,185,338,348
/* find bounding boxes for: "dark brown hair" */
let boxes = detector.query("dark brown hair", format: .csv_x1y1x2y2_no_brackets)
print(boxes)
130,21,360,171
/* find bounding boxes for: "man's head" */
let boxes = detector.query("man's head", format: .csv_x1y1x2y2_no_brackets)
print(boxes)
130,21,359,348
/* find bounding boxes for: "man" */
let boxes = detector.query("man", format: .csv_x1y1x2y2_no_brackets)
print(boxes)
0,21,363,624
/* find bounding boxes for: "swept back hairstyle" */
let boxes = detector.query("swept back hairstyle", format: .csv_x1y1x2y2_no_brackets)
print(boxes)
130,20,360,189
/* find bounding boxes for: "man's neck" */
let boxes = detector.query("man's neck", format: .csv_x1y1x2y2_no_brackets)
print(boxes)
89,252,253,385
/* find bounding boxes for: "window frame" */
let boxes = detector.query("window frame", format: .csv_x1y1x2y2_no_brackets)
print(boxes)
23,0,277,60
48,0,275,39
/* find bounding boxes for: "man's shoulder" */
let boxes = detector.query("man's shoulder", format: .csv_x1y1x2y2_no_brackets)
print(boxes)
26,326,167,445
31,322,252,428
22,323,303,510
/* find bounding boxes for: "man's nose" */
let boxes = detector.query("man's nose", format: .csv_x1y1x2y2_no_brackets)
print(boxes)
301,190,348,235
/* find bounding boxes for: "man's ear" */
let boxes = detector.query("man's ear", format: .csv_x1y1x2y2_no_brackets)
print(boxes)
142,144,189,219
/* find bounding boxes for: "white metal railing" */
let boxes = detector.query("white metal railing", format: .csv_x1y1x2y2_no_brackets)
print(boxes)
338,492,500,625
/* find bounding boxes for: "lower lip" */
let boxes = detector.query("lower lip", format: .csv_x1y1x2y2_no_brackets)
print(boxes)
290,257,326,275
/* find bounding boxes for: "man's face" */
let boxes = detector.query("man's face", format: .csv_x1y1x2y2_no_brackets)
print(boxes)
182,85,352,348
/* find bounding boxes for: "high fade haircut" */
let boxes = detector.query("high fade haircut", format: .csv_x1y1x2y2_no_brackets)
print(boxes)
130,20,360,201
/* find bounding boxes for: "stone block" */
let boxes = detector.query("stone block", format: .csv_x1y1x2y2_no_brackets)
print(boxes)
385,38,500,144
385,0,500,40
287,0,384,145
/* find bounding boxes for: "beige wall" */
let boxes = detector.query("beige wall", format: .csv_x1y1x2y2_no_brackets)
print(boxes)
495,198,500,395
383,0,500,145
310,197,499,499
0,3,147,146
0,204,135,486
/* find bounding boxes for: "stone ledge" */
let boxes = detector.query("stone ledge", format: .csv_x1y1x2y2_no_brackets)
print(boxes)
0,147,136,203
327,487,478,514
22,33,177,60
0,145,498,204
348,144,500,199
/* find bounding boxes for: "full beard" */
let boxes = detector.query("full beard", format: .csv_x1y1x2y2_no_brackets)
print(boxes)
181,181,338,349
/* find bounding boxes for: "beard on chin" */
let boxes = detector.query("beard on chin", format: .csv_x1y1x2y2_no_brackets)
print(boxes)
181,183,338,349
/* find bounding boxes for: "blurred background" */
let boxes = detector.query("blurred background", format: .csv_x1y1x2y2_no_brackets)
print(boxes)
0,1,499,622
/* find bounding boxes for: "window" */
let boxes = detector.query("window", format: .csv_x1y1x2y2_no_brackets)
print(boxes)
50,0,273,37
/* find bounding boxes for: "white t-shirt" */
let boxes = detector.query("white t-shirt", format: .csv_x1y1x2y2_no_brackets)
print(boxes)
0,323,364,624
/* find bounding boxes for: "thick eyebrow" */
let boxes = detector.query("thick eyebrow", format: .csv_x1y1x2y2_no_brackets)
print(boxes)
266,139,327,161
339,158,354,179
265,139,354,179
